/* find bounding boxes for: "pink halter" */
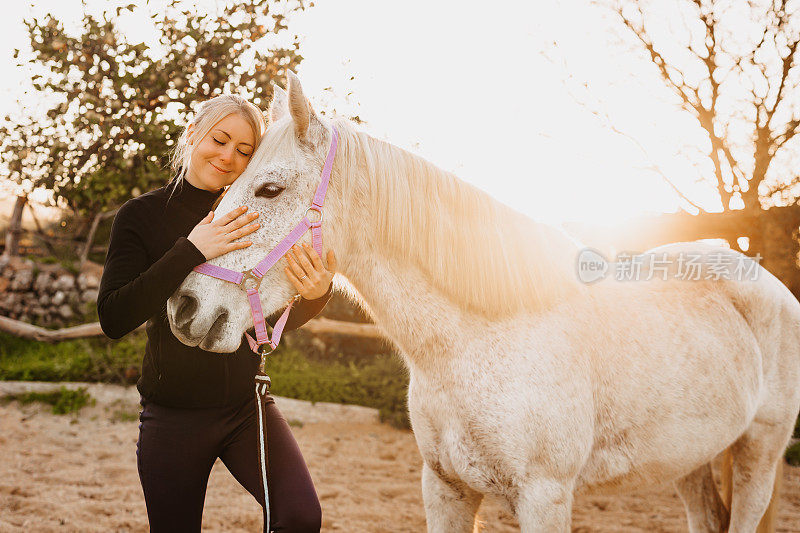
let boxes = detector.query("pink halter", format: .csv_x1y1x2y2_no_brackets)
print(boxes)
192,126,338,370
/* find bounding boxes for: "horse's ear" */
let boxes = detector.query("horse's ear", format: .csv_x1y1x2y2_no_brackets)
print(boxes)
268,83,288,124
287,70,317,140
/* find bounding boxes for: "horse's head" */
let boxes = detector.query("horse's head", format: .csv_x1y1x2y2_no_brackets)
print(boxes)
166,71,344,353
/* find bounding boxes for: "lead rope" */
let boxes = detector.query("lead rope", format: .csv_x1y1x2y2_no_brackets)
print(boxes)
253,299,292,531
255,372,272,532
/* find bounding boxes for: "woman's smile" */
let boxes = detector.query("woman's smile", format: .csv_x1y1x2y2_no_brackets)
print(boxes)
209,162,231,174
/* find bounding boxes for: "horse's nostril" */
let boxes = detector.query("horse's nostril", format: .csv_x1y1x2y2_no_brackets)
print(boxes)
175,293,198,328
206,310,229,344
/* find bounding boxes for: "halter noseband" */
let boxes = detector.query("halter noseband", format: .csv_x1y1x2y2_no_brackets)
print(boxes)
192,126,339,371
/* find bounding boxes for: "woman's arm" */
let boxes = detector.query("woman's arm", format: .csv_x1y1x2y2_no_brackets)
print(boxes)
98,198,259,340
97,201,206,339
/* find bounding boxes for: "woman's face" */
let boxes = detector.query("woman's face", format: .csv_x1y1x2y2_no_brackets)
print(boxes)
185,113,257,192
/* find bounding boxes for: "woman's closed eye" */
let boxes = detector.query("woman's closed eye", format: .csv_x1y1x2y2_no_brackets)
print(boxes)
213,137,251,157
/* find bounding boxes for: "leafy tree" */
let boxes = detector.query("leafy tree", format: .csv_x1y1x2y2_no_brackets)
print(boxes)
1,0,307,217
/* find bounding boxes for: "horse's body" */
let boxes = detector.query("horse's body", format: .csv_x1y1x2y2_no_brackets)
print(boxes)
410,267,788,494
167,73,800,532
342,237,798,532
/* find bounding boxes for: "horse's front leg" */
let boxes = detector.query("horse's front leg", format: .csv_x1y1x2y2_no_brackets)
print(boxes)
514,478,574,533
421,462,483,533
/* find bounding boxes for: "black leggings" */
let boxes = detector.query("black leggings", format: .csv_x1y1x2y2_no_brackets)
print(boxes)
136,395,321,532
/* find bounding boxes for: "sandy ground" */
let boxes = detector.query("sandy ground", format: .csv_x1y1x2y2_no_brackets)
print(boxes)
1,382,799,532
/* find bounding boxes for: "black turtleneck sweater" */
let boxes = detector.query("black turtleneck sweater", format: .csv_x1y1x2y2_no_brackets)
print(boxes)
97,179,332,408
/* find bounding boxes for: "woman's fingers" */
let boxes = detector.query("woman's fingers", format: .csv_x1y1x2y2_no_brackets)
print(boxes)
326,250,337,273
286,250,310,278
224,211,258,231
291,245,316,277
284,266,308,292
213,205,248,226
229,222,260,241
226,240,253,252
297,243,337,275
281,245,337,299
302,243,324,271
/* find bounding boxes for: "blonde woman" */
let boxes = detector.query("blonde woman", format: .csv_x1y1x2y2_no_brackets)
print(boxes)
98,95,334,532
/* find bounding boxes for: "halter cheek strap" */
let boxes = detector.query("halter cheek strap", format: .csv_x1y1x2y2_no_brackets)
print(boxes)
191,125,339,369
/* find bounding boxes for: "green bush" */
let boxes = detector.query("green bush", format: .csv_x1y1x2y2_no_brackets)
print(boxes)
2,386,94,414
0,331,144,383
266,349,410,428
0,331,411,428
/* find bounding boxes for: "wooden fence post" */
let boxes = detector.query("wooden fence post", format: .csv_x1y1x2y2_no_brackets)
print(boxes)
2,195,28,259
79,207,119,268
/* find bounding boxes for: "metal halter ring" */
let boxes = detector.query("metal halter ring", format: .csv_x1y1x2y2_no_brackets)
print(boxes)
259,345,275,372
238,269,262,292
260,344,275,357
305,207,324,224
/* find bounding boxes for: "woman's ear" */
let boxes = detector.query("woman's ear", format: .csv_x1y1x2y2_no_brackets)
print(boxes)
187,123,196,145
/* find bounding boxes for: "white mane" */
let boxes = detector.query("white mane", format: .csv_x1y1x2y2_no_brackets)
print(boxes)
331,118,584,319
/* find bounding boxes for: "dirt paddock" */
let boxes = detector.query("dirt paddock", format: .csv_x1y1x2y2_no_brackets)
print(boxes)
1,382,799,532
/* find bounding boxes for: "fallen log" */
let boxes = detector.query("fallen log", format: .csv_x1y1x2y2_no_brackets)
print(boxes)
0,315,383,342
302,317,384,339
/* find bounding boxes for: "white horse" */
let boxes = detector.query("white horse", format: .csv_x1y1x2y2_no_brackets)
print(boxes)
167,72,800,532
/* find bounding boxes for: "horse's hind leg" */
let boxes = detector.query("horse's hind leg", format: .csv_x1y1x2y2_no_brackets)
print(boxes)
727,420,791,533
421,462,483,533
674,462,729,532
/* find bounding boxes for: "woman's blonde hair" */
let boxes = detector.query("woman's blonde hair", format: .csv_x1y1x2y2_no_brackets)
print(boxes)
169,94,266,188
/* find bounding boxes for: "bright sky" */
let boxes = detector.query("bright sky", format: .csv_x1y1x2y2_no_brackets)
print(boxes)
0,0,722,225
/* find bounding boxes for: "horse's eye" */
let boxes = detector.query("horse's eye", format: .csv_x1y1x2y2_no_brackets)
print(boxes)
255,183,284,199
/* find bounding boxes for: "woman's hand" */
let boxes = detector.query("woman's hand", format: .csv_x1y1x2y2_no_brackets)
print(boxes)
187,206,260,260
285,242,337,300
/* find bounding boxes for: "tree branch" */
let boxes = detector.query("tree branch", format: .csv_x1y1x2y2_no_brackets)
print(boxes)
546,26,706,214
616,4,702,113
765,175,800,198
775,119,800,149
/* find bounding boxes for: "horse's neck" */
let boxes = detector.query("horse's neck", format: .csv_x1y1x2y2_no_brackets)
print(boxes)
329,127,577,370
341,248,483,371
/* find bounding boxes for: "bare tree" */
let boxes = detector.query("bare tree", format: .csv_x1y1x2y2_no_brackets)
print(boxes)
617,0,800,208
572,0,800,294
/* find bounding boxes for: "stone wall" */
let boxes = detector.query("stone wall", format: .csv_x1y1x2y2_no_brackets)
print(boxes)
0,256,100,328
